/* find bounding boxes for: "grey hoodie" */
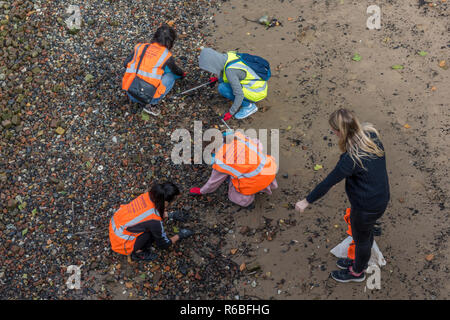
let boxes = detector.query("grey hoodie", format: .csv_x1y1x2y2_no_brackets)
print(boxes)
199,48,247,115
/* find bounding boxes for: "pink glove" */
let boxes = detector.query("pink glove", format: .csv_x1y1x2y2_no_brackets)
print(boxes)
189,187,202,195
223,112,232,121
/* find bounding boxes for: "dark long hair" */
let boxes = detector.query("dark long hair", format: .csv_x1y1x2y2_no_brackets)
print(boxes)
149,182,180,216
151,24,177,50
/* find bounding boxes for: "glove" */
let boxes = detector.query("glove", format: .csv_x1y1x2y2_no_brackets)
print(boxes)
168,210,189,222
189,187,202,195
223,112,232,121
209,77,218,87
178,228,193,240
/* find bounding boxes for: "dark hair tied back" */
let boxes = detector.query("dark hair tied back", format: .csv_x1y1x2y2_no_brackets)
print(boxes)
152,24,177,50
149,182,180,216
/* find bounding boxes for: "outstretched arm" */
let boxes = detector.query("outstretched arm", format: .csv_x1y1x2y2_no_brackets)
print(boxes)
199,169,229,194
296,154,354,212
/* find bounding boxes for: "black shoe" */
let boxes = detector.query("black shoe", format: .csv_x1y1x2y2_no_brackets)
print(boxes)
168,210,189,222
330,269,366,283
131,251,158,262
336,258,354,270
373,223,382,236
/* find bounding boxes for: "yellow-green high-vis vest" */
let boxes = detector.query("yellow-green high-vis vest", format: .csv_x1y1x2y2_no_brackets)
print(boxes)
222,51,268,102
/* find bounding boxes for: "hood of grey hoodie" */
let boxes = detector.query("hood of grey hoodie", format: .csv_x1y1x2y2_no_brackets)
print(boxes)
198,48,227,75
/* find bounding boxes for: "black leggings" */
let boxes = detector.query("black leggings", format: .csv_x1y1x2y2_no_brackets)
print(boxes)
350,208,385,273
133,232,154,252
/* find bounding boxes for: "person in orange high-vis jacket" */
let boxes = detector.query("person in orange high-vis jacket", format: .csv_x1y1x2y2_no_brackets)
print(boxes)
122,25,185,115
109,182,193,261
189,131,278,208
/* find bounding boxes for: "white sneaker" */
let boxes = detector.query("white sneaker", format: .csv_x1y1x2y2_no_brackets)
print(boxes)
143,105,161,116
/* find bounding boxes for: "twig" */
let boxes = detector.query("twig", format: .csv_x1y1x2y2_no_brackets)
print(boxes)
242,16,259,23
74,228,107,235
71,201,75,234
246,295,263,300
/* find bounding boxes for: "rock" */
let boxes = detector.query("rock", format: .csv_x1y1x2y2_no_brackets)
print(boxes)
84,74,94,82
239,226,250,235
10,245,20,254
68,28,80,35
56,181,65,192
50,119,59,128
49,177,59,184
246,262,261,272
7,199,17,209
95,37,105,45
55,127,65,135
1,120,12,129
11,115,20,126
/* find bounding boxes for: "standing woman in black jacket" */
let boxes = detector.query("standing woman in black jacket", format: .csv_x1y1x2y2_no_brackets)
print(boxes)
296,109,390,283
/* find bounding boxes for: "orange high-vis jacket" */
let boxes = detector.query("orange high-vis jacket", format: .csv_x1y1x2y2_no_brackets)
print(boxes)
212,132,277,195
109,192,162,256
122,43,172,99
344,208,355,260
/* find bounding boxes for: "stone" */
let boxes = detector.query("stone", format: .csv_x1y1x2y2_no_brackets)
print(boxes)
7,199,17,209
50,119,59,128
56,182,65,192
49,177,59,184
55,127,65,135
1,120,12,129
11,115,20,126
95,37,105,45
246,262,261,272
239,226,250,235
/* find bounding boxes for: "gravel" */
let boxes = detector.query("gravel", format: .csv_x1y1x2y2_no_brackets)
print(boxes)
0,0,243,300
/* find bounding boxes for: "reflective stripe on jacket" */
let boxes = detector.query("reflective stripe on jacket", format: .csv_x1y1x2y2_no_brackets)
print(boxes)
212,132,277,195
222,51,268,102
109,192,161,255
122,43,172,99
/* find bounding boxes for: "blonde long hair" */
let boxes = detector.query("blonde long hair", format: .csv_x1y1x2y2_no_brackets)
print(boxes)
329,109,384,168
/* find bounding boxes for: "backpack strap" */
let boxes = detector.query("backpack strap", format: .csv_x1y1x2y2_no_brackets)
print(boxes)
225,56,266,82
224,58,241,71
134,44,150,75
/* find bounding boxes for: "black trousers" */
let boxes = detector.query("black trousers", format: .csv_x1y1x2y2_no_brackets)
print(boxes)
350,208,385,273
133,232,154,252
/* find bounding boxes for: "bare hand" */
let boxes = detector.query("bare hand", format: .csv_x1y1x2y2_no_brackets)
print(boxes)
295,199,309,213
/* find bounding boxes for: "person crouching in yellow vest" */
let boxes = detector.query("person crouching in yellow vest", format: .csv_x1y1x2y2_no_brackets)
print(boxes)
189,132,278,208
109,182,193,261
198,48,268,121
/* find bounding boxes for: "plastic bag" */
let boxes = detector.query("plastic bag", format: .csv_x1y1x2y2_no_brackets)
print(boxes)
330,236,386,267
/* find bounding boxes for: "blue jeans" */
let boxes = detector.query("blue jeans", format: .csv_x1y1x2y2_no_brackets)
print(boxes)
218,82,252,108
128,66,181,105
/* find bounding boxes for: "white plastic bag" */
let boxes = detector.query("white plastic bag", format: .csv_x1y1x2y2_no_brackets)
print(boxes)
330,236,386,267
